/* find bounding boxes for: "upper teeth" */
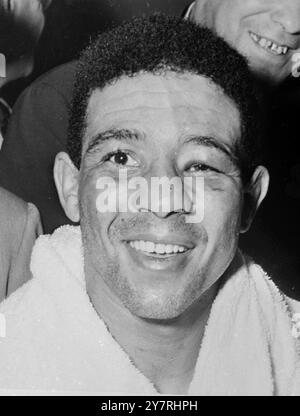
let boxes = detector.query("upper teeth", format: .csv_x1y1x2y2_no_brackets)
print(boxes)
129,240,187,254
250,32,288,55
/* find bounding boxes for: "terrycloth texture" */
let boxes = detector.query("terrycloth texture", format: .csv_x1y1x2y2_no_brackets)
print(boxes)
0,226,299,396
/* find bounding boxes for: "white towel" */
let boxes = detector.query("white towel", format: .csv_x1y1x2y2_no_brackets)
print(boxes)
0,225,299,396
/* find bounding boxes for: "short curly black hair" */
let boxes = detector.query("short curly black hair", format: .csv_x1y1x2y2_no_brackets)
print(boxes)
68,13,261,182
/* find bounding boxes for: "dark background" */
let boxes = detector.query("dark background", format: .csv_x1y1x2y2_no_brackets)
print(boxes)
4,0,191,104
35,0,192,76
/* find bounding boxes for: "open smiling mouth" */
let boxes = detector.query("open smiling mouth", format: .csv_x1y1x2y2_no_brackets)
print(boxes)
124,238,196,272
127,240,189,259
249,31,289,56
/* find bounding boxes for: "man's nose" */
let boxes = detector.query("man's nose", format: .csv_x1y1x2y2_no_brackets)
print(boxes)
152,178,194,219
138,172,194,219
271,1,300,35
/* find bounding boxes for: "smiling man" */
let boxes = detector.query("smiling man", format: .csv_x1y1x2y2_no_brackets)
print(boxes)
0,15,299,396
2,0,300,234
189,0,300,85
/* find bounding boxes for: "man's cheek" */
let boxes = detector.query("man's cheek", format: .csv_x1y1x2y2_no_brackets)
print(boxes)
84,209,119,259
203,192,242,235
79,173,104,213
79,190,97,221
216,202,242,247
204,179,241,205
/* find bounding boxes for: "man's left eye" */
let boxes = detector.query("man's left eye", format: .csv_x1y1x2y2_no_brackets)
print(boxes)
107,151,138,167
187,163,220,174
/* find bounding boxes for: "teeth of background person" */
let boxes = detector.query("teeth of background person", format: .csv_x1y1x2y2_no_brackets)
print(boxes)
250,32,288,55
259,38,267,48
129,241,187,254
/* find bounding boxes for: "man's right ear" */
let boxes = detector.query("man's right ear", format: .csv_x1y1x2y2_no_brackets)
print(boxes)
54,152,80,223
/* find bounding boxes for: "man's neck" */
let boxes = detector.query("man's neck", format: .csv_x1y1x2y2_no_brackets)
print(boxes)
86,262,218,394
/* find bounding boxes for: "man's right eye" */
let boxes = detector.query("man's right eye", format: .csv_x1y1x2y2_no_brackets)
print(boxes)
105,150,139,168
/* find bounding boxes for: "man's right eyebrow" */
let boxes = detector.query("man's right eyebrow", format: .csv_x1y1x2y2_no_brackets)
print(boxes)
86,128,141,154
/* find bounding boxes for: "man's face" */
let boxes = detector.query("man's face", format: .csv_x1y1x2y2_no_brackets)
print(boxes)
78,72,244,321
191,0,300,84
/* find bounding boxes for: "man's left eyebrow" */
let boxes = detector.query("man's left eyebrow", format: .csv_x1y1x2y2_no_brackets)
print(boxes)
86,128,141,153
185,136,238,163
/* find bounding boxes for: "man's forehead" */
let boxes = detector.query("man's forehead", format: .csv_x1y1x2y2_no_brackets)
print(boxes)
85,71,241,142
88,72,226,111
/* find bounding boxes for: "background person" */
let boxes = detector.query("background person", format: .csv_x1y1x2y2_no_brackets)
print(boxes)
0,0,46,300
189,0,300,85
0,0,51,139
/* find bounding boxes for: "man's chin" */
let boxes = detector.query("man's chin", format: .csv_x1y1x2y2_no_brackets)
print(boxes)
115,246,206,321
120,289,198,322
249,61,288,88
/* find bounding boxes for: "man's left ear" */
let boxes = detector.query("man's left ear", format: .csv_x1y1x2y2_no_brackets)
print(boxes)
240,165,270,234
54,152,80,223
